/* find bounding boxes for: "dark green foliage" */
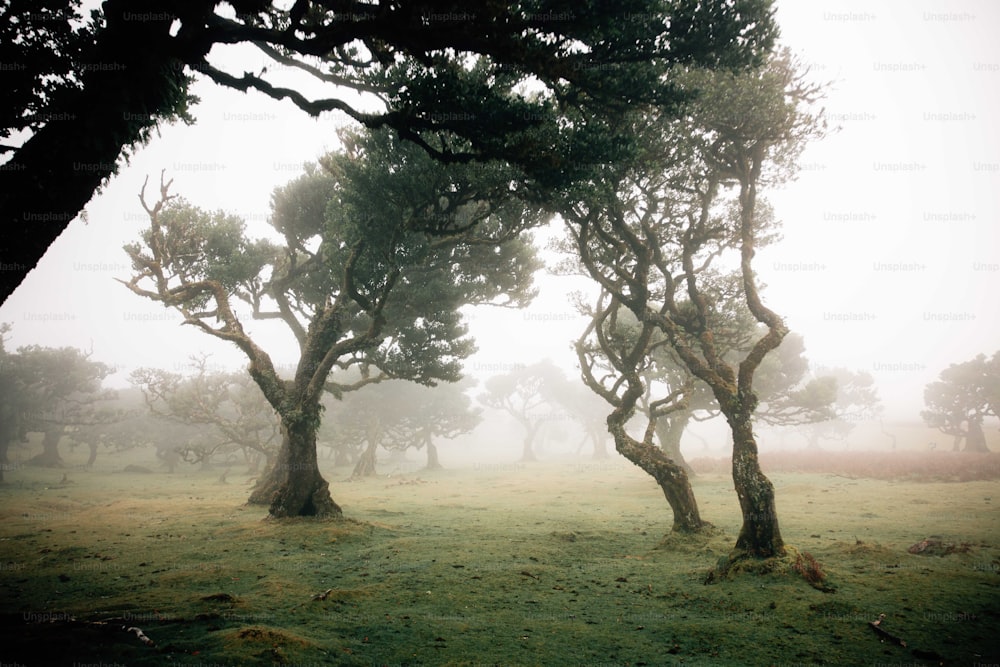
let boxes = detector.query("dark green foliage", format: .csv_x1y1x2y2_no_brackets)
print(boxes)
0,0,777,303
123,128,542,516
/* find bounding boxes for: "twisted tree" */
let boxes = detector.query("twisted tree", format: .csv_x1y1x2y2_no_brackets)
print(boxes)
560,49,826,559
122,128,539,517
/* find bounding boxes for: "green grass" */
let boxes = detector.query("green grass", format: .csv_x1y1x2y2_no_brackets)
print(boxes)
1,451,998,666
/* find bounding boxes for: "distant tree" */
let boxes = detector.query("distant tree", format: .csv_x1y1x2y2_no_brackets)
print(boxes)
326,377,480,475
378,378,481,471
544,370,612,460
799,367,881,449
129,358,281,473
0,324,26,481
122,128,539,517
478,360,567,462
922,352,999,453
0,0,776,304
62,386,147,469
560,49,826,560
0,333,118,473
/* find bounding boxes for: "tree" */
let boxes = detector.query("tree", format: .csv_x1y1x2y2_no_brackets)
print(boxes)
0,0,777,304
62,386,151,469
0,334,118,473
922,352,999,453
575,290,708,532
325,377,480,475
560,49,826,560
122,128,540,517
129,357,281,473
543,370,612,460
375,377,481,471
478,360,567,463
797,367,881,450
570,270,836,474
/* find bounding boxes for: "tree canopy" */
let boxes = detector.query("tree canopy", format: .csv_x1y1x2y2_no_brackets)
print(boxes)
130,357,281,471
560,48,826,558
0,0,777,304
122,127,541,517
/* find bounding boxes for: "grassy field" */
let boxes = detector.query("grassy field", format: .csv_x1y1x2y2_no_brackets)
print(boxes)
1,448,998,666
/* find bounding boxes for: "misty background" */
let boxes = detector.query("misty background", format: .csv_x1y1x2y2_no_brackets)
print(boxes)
1,0,998,453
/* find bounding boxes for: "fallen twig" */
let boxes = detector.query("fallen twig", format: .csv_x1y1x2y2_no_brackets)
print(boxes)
312,588,334,601
126,625,155,647
869,614,906,647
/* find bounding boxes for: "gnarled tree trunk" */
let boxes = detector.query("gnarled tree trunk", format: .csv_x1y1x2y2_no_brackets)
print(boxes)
609,420,706,533
250,410,340,518
729,413,783,558
352,439,378,478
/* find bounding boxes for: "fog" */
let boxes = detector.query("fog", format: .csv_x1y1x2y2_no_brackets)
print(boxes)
3,2,999,442
2,4,1000,664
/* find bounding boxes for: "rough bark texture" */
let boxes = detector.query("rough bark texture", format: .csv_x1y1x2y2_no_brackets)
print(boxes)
609,421,706,533
249,415,341,518
729,413,784,558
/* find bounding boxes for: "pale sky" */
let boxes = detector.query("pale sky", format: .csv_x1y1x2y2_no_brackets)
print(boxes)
1,0,998,424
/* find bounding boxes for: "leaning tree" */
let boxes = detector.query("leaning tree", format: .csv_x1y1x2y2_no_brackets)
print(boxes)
559,49,826,561
569,267,837,475
325,376,480,475
122,128,540,517
0,0,777,304
922,352,999,453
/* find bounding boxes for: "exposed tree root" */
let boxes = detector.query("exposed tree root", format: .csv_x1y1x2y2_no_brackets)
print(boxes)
703,545,835,592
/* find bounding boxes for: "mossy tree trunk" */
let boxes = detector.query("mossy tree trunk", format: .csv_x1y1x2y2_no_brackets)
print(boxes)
251,406,341,518
727,410,783,558
610,419,706,533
